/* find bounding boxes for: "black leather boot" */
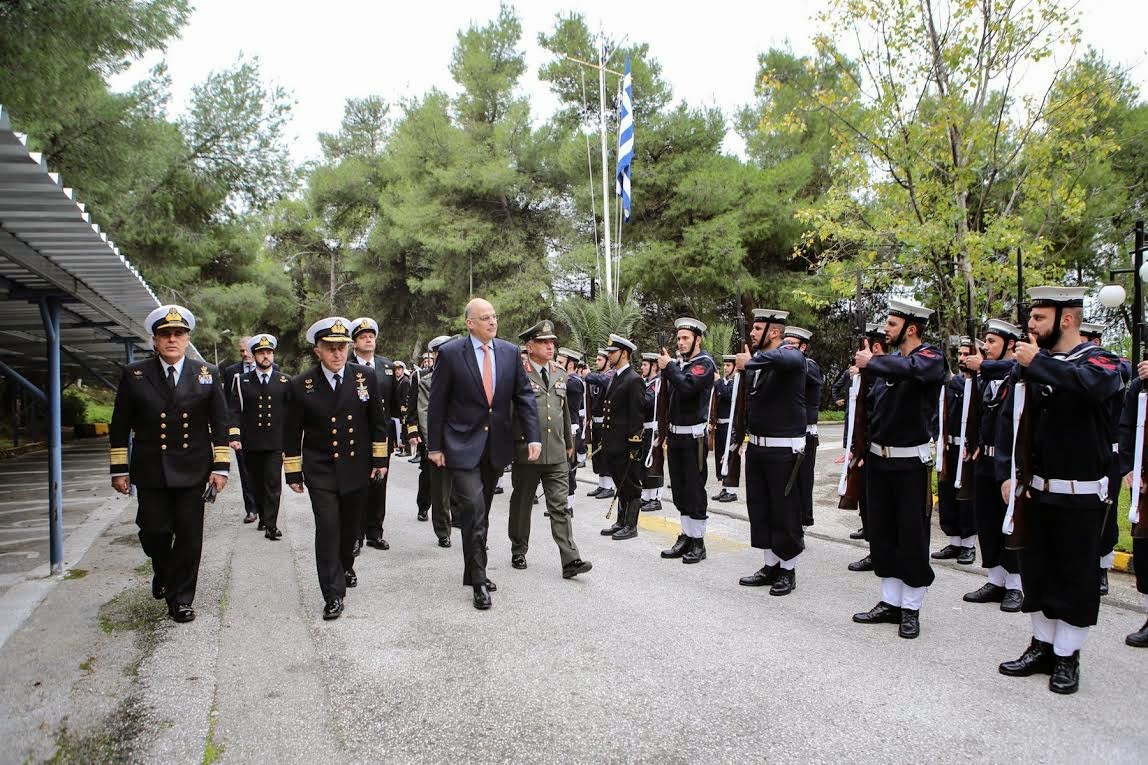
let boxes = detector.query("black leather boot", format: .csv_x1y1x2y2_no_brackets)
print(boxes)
600,516,624,536
1125,618,1148,648
682,537,707,564
1049,651,1080,694
769,568,795,596
999,638,1055,677
661,534,690,558
611,501,639,540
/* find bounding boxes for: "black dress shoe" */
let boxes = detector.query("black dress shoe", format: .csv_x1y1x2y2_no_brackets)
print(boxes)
151,574,166,600
243,512,257,524
493,486,504,495
931,544,961,560
417,509,429,522
999,638,1054,677
272,527,282,539
963,583,1006,604
473,585,492,610
1125,618,1148,647
511,554,527,569
563,559,593,579
169,604,195,623
265,527,277,540
1099,569,1109,596
257,520,266,531
847,554,873,572
612,524,638,541
438,537,452,548
1000,589,1023,613
345,570,357,588
716,490,737,503
366,538,390,550
586,487,604,497
323,598,343,620
352,539,362,557
739,565,779,587
1049,651,1080,694
801,515,814,527
849,528,867,540
641,499,662,512
682,538,706,563
661,534,690,558
770,569,796,596
853,601,901,624
543,511,550,518
485,579,497,592
600,516,624,535
898,609,920,639
710,489,724,500
408,454,422,464
957,546,976,565
597,488,615,499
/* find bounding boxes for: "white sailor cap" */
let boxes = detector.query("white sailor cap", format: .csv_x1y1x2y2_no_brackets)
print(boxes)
751,309,789,325
146,305,195,334
958,336,986,350
247,333,277,353
596,347,609,359
1079,322,1106,338
985,319,1022,340
1027,286,1086,307
350,317,379,338
865,322,884,335
887,298,935,322
306,317,354,344
557,347,584,362
674,317,707,335
604,334,637,353
641,352,660,362
395,360,407,369
722,354,737,363
783,326,812,341
428,335,453,352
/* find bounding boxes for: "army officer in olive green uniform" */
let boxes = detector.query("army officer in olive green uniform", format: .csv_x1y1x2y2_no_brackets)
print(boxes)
507,321,593,579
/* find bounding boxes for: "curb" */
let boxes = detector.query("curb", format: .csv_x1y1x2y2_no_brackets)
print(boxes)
1114,551,1134,575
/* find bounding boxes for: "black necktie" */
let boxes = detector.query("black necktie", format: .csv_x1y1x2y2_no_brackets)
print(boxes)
261,373,268,386
333,373,342,392
540,367,549,388
166,365,176,392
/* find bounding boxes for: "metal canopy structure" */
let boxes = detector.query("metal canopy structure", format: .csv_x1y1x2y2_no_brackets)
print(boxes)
0,103,196,574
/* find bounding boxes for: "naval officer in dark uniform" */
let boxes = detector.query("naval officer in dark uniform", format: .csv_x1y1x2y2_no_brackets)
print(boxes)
657,318,716,564
586,350,615,499
851,299,945,640
284,317,390,620
350,317,397,553
996,287,1121,694
229,333,291,540
597,334,646,540
109,305,232,623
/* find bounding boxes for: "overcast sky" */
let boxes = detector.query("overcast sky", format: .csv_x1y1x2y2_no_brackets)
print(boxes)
113,0,1148,162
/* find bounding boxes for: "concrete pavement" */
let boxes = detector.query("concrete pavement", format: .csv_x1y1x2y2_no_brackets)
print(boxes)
1,433,1147,763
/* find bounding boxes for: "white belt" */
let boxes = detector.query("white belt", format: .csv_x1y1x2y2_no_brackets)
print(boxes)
1113,443,1119,453
643,421,657,430
982,446,996,457
1030,475,1108,500
806,424,818,436
717,418,731,425
870,442,933,461
669,423,707,437
748,434,806,452
592,416,604,424
946,435,963,446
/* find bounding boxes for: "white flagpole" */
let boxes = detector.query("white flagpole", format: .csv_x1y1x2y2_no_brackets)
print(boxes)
598,43,613,299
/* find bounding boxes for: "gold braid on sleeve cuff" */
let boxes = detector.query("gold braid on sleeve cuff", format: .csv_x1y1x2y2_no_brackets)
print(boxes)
213,446,231,463
109,447,129,464
405,423,419,435
228,427,240,437
283,455,303,473
372,441,389,458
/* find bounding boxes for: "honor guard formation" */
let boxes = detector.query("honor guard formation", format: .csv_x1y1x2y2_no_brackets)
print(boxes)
110,288,1148,695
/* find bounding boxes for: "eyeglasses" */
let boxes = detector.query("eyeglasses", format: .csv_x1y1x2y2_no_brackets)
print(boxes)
472,313,498,322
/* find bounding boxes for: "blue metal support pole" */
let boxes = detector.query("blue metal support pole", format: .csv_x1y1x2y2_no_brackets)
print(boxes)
125,340,135,364
39,297,64,575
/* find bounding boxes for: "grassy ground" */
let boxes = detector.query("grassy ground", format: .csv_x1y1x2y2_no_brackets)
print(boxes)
1117,487,1132,554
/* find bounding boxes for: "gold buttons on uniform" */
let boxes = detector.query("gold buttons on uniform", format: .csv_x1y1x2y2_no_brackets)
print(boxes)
350,451,355,457
332,441,338,446
160,413,167,419
161,445,167,450
347,415,352,420
348,428,353,433
334,453,340,459
349,440,354,445
183,413,188,419
160,423,166,429
331,428,337,435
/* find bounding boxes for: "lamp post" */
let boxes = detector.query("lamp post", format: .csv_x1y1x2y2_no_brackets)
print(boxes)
1099,220,1146,361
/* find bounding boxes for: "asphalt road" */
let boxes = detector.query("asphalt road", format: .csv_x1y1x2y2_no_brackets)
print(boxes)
2,430,1146,763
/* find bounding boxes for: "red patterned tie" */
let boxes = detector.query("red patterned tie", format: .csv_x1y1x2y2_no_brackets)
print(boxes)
481,344,494,405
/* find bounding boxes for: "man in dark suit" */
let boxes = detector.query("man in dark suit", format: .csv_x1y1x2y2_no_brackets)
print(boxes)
222,336,260,524
109,305,232,624
229,333,291,540
426,298,541,610
285,317,390,620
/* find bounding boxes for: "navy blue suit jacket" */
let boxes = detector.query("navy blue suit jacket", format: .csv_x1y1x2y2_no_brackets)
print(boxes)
426,336,540,470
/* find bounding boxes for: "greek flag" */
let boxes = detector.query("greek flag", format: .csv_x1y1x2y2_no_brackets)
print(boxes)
616,55,634,222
